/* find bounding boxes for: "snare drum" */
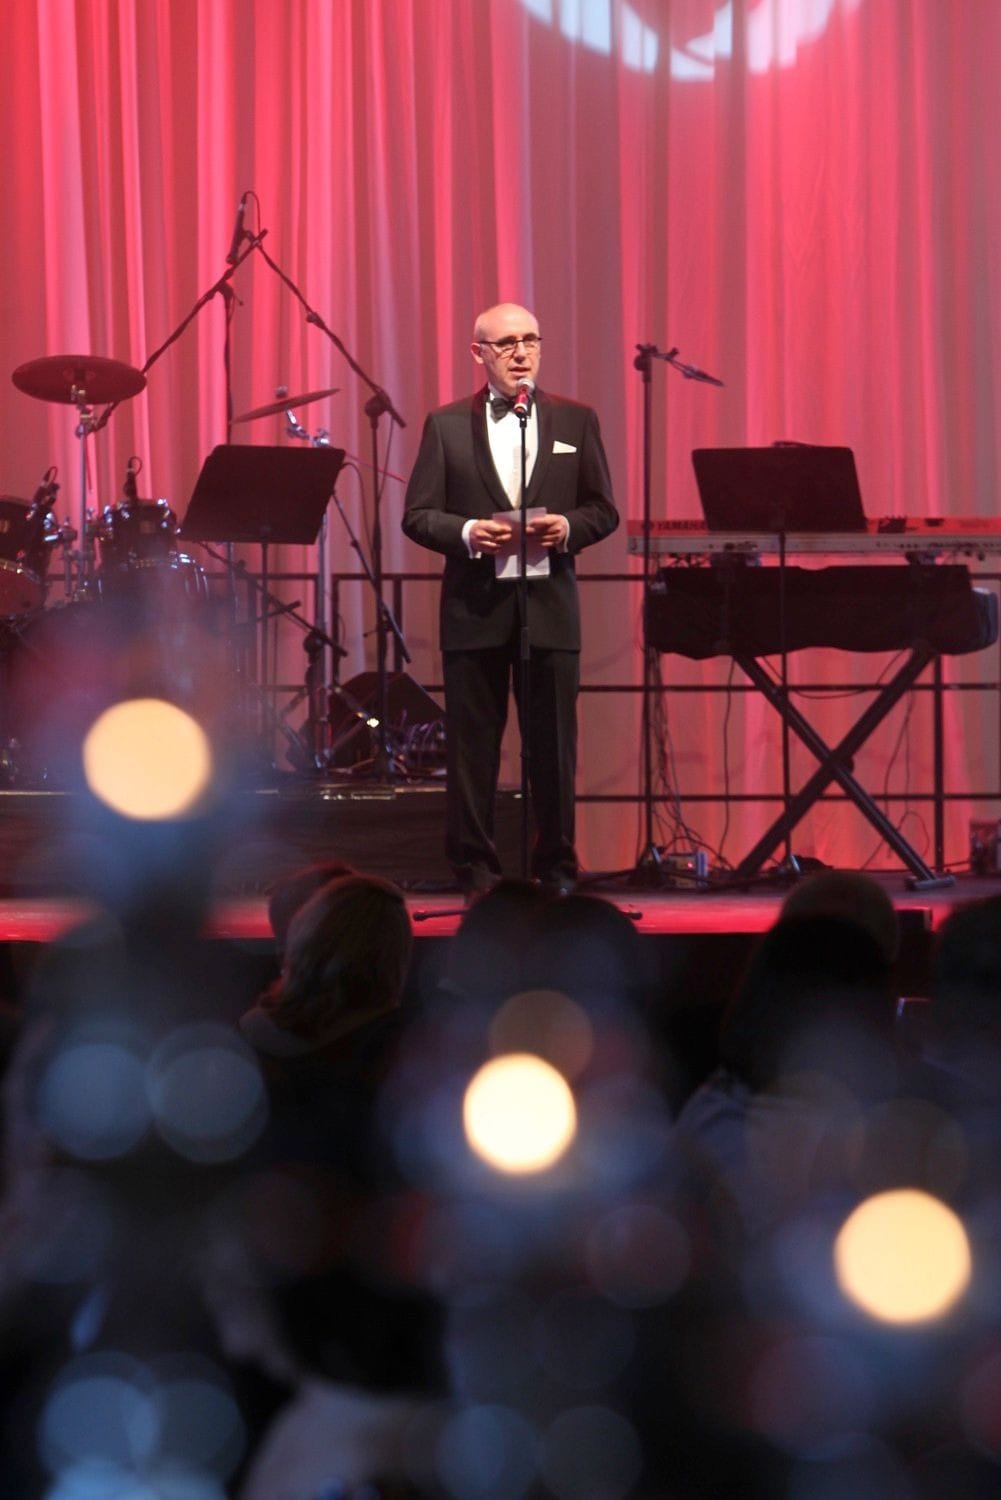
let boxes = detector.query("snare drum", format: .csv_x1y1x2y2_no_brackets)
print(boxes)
0,496,57,616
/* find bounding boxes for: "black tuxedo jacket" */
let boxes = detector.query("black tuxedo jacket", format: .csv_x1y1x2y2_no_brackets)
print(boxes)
402,387,618,651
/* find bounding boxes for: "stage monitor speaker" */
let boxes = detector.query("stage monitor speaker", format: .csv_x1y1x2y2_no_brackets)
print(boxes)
325,672,446,771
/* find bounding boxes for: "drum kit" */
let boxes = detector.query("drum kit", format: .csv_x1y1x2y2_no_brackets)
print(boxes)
4,350,405,788
2,354,224,785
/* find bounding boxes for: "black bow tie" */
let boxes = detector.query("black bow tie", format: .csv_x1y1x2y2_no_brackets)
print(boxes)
489,394,515,420
489,391,536,420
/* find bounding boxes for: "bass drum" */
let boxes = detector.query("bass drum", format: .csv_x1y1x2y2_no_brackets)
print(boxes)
2,590,229,788
0,495,57,616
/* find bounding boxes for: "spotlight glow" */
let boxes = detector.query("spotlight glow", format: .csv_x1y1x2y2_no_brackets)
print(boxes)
834,1189,972,1324
82,697,213,820
463,1053,577,1175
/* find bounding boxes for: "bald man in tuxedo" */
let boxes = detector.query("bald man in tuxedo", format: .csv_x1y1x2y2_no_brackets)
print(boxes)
402,302,618,897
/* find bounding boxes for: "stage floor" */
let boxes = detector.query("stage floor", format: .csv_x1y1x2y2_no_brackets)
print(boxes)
1,870,994,1099
0,775,996,1010
0,868,993,944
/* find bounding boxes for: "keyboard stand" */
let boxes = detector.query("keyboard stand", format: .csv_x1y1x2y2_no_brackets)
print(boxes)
733,646,954,891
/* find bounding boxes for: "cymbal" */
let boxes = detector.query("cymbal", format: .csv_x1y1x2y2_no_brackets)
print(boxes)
232,386,339,424
12,354,147,405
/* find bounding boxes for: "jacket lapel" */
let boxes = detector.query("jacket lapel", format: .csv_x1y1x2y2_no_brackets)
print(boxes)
526,391,553,507
471,387,513,513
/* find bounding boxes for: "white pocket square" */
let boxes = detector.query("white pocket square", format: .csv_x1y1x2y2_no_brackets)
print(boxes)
553,440,576,453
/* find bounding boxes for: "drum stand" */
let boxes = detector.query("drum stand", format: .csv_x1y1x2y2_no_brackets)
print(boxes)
70,388,98,595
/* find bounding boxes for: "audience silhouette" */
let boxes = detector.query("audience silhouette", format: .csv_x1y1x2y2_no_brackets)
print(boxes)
3,836,1001,1498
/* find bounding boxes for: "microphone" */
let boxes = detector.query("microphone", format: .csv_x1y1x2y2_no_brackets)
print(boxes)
226,193,248,265
29,473,57,512
512,379,535,418
123,458,140,503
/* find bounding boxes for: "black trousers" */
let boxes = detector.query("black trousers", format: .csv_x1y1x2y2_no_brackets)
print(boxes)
442,634,579,885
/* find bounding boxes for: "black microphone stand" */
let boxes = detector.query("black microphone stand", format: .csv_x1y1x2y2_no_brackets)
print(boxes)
90,233,265,743
244,233,409,782
516,402,532,878
631,343,723,886
91,235,262,440
330,482,411,777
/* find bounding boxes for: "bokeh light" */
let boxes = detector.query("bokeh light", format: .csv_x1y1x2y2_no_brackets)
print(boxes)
435,1403,538,1499
82,697,214,820
584,1203,691,1308
39,1352,157,1476
38,1039,151,1161
834,1189,972,1324
39,1350,243,1495
489,990,595,1080
146,1024,268,1163
463,1053,577,1175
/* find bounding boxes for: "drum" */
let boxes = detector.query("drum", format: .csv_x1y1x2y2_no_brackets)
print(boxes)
96,497,208,604
95,551,210,605
0,495,57,616
2,591,229,787
97,497,178,572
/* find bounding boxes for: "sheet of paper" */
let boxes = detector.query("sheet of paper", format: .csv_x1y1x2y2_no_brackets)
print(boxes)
492,507,550,580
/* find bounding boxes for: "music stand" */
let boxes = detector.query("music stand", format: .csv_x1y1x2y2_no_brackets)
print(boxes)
180,444,346,763
693,445,867,534
182,444,345,545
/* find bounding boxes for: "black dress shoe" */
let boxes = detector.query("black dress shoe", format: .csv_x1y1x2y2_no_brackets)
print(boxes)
538,872,576,898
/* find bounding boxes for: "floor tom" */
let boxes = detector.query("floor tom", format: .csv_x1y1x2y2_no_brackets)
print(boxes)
0,496,58,615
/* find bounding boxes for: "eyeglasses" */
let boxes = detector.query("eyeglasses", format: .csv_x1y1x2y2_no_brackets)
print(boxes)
478,334,542,358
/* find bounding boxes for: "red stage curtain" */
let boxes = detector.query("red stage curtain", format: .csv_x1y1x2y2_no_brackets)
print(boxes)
2,0,999,876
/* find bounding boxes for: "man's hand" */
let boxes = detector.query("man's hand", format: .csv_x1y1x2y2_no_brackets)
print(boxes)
526,513,569,549
469,518,514,554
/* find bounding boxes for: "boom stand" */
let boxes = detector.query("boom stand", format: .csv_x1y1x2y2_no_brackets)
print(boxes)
243,233,409,782
364,389,412,777
631,343,723,886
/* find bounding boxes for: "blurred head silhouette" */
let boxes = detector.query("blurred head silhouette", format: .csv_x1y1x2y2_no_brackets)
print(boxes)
780,869,900,966
719,913,897,1097
266,859,356,950
265,874,413,1043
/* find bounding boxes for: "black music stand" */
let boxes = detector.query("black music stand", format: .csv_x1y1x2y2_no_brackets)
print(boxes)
182,444,345,546
181,444,346,761
692,444,868,534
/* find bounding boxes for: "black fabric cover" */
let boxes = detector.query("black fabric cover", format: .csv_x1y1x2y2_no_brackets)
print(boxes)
645,563,998,660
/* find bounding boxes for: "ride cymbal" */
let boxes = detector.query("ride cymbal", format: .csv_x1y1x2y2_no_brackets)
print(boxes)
12,354,147,405
232,386,339,423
